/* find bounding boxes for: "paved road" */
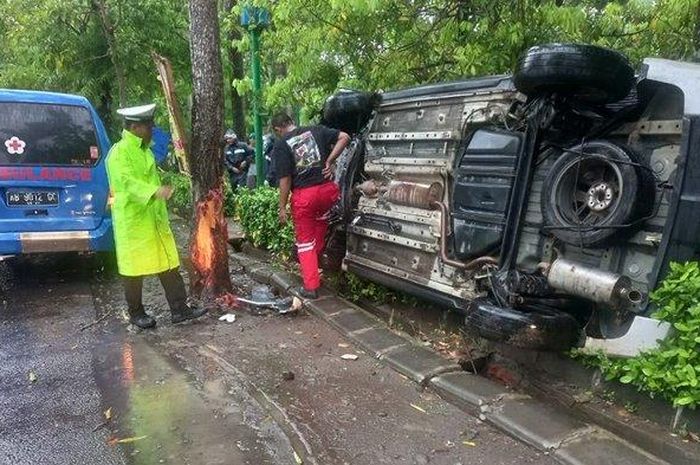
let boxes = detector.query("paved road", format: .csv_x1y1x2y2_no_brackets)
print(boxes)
0,253,557,465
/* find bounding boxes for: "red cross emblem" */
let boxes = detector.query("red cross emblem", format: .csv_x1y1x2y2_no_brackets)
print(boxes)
4,136,26,155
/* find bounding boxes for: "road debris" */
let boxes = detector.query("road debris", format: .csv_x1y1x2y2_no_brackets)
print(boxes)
215,292,239,309
218,313,237,323
104,408,113,420
108,435,148,446
282,371,295,381
237,285,298,314
462,440,477,447
79,312,111,332
28,370,37,384
410,403,427,414
338,343,350,348
340,354,358,361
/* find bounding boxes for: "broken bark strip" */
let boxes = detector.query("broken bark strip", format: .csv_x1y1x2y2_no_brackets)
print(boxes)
188,0,232,299
153,52,191,175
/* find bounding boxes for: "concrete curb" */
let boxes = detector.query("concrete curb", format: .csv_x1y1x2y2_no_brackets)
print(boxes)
230,251,671,465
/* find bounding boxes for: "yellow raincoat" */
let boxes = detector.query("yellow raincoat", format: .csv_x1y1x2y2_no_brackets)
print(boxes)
106,130,180,276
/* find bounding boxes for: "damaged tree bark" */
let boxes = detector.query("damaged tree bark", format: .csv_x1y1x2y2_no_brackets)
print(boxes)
188,0,232,299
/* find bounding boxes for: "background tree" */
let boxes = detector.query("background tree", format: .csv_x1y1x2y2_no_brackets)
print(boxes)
188,0,232,299
2,0,698,143
223,0,247,137
0,0,191,135
250,0,699,115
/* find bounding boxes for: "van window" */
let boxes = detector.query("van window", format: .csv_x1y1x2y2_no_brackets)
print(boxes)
0,102,99,166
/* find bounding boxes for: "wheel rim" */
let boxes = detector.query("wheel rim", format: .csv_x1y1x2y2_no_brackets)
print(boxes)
551,155,624,228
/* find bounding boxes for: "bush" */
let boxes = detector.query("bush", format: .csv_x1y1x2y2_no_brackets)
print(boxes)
160,170,192,217
159,170,236,218
574,261,700,409
234,187,295,259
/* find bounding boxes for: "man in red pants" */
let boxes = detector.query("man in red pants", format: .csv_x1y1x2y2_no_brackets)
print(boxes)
270,112,350,299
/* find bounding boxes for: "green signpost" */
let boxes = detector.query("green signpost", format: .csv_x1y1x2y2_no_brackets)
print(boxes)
241,5,270,187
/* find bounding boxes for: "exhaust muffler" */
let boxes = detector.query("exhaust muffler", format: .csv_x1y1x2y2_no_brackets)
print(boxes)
544,258,644,312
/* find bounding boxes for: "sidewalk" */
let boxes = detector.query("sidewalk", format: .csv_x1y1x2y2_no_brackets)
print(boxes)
229,250,673,465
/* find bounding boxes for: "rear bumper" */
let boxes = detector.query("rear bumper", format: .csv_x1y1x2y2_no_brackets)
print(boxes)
0,218,113,254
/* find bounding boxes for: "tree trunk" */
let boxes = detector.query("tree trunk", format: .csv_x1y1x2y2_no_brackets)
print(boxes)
92,0,127,107
188,0,232,299
695,0,700,59
225,0,246,138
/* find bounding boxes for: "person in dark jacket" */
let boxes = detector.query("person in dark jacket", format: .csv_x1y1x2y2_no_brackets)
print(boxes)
263,133,277,187
223,129,253,193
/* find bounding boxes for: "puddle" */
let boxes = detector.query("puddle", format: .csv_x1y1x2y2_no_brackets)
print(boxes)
93,332,292,465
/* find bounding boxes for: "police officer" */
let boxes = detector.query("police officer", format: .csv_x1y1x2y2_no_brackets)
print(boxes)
106,104,207,329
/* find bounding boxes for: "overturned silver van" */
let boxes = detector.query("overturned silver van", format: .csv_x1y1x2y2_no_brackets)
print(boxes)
323,44,700,354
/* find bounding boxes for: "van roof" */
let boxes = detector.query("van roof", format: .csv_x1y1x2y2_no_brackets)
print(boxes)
0,89,91,107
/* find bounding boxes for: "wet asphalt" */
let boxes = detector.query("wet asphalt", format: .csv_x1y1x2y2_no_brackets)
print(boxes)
0,242,558,464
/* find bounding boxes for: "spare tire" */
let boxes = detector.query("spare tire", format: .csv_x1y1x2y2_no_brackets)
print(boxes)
321,90,381,134
514,43,635,104
464,299,583,351
541,140,655,247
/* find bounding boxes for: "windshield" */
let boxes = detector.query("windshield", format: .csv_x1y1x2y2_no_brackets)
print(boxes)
0,102,100,166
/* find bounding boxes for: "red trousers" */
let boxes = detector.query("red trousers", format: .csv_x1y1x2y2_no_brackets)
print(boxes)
291,181,340,290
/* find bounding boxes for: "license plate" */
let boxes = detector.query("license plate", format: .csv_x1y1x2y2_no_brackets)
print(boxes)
6,191,59,207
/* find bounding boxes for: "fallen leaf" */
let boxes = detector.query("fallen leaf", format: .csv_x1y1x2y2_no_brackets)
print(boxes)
340,354,358,361
28,371,37,384
109,435,148,445
462,440,477,447
293,450,303,464
104,408,112,421
410,403,427,414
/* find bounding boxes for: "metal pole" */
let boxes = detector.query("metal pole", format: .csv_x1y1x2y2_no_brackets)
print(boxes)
250,26,264,187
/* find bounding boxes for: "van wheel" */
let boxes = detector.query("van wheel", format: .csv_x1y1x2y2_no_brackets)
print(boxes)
541,140,655,247
464,299,583,351
513,43,635,104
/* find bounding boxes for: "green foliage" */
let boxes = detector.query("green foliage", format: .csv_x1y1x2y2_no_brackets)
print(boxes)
342,272,397,304
234,187,295,259
159,170,192,218
239,0,699,114
574,262,700,409
0,0,191,135
340,271,419,307
159,170,236,219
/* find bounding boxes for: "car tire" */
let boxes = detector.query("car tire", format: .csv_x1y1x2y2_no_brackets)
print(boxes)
541,140,654,247
513,43,635,104
464,299,583,351
321,90,381,134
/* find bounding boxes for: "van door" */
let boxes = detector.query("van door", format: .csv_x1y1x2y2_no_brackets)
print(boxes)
0,102,109,233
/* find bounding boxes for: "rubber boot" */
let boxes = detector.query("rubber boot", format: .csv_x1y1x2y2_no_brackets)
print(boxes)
295,286,319,300
171,304,208,324
128,306,156,329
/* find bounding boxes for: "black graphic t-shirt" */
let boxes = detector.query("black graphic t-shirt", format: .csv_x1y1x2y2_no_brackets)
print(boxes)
272,125,340,189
